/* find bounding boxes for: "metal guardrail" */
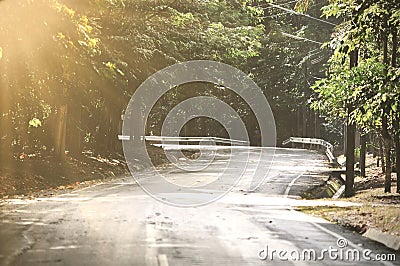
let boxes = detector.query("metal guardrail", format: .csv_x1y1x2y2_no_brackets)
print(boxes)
118,135,250,146
282,137,336,164
282,137,333,150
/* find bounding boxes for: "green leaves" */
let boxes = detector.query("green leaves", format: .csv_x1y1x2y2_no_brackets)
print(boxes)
294,0,314,13
171,12,195,27
29,118,42,128
312,55,399,131
321,0,353,18
311,0,400,133
203,23,263,63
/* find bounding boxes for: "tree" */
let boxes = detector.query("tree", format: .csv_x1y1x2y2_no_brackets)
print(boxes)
311,0,400,194
0,0,268,162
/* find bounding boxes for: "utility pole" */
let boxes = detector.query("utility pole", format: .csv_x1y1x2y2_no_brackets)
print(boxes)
345,49,358,197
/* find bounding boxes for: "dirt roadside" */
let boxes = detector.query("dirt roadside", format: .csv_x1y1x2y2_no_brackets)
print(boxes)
0,145,170,199
297,154,400,243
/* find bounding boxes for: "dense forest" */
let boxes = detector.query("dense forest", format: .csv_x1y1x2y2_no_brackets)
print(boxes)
310,0,400,195
0,0,332,157
0,0,399,195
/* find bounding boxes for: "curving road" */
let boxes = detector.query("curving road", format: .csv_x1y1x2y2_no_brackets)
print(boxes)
0,147,398,265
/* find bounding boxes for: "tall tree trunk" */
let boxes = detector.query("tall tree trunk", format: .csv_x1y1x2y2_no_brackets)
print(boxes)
382,31,391,193
379,137,385,172
297,108,301,137
109,109,121,152
314,111,320,138
0,94,7,150
0,74,12,168
95,107,108,155
54,81,68,161
345,111,356,197
360,134,367,177
68,102,82,157
392,26,397,68
382,115,392,193
262,6,271,36
395,119,400,193
345,49,358,197
392,27,399,193
105,110,120,153
54,104,68,161
302,106,307,137
254,0,271,36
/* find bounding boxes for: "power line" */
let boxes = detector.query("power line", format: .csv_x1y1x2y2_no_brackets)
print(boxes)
281,32,324,45
265,3,337,27
263,0,298,9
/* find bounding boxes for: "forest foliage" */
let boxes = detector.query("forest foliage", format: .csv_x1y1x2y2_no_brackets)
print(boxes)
310,0,400,193
0,0,333,159
1,0,398,196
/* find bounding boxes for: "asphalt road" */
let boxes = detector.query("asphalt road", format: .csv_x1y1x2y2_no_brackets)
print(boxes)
0,147,398,265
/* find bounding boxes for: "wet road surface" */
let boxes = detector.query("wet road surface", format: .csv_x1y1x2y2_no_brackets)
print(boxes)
0,147,398,265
